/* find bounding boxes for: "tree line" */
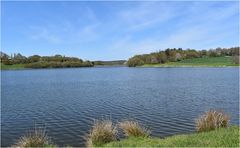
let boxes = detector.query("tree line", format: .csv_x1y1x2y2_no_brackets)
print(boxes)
93,60,126,66
0,53,93,68
127,47,240,67
1,47,239,68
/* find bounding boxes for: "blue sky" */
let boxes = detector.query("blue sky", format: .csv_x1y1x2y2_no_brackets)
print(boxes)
1,1,239,60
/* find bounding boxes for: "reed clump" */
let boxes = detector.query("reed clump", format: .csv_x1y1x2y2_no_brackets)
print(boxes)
13,127,54,147
195,110,230,132
119,120,150,137
87,120,117,147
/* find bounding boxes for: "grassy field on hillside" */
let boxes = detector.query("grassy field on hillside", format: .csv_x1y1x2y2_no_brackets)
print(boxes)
1,63,25,70
142,56,239,67
104,126,239,147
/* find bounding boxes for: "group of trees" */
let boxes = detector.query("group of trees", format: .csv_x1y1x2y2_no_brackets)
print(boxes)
127,47,240,67
0,52,93,68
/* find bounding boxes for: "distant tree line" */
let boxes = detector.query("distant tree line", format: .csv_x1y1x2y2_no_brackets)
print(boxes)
0,53,93,68
93,60,126,66
127,47,240,67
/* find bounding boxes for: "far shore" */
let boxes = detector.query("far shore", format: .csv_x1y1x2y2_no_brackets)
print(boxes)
140,64,240,68
1,56,239,70
1,63,239,70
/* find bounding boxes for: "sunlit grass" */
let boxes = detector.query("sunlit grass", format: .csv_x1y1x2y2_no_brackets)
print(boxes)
1,63,25,70
142,56,239,67
104,126,239,147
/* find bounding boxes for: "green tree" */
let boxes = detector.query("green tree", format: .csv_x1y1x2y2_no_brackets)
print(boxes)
127,57,145,67
28,55,41,63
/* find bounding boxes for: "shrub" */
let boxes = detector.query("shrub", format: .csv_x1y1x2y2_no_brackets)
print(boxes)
119,120,150,137
13,127,54,147
127,57,145,67
195,110,230,132
87,120,117,147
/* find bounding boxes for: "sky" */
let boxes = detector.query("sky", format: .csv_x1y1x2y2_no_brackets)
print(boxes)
1,1,239,60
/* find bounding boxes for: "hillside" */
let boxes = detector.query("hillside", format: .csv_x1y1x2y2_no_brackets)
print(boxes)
142,56,239,67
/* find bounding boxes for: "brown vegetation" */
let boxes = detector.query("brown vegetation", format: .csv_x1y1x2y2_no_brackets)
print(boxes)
119,120,150,137
13,127,53,147
86,120,117,147
195,110,230,132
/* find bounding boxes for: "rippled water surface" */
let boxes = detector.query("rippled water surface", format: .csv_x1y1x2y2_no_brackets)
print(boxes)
1,67,239,146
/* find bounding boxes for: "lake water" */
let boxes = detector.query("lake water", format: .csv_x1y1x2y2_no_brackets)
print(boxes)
1,67,239,146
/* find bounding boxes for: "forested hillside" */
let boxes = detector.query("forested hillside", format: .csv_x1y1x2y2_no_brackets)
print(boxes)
127,47,239,67
0,53,93,68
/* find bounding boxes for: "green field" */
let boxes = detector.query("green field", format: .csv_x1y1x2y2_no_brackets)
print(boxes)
142,56,239,67
1,63,26,70
104,126,239,147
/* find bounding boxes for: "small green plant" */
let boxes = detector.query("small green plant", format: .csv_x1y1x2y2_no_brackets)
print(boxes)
86,120,117,147
13,127,54,147
119,120,150,137
196,110,230,132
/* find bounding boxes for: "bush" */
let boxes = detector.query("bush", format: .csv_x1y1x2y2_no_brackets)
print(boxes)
127,57,145,67
87,120,117,147
195,110,230,132
119,120,150,137
13,127,54,147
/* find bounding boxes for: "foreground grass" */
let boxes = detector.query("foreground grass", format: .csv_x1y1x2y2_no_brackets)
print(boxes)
1,63,25,70
142,56,239,67
13,127,56,148
87,120,117,147
104,126,239,147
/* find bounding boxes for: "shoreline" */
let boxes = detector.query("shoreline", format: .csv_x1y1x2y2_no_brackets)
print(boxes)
140,65,240,68
1,64,239,70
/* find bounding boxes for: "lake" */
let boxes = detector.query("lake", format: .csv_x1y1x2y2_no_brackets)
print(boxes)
1,67,239,147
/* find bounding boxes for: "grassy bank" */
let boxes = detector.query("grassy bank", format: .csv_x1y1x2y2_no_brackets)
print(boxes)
1,63,25,70
104,126,239,147
12,110,238,147
142,56,239,67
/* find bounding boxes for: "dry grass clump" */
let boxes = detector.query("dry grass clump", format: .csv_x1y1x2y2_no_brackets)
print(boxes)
13,127,53,147
119,120,150,137
87,120,117,147
196,110,230,132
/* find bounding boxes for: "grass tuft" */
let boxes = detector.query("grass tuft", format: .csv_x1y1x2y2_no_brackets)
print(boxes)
87,120,117,147
13,127,54,147
195,110,230,132
119,120,150,138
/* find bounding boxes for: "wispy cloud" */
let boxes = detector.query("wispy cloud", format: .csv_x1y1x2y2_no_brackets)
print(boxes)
29,7,100,45
108,1,239,56
30,26,62,44
2,1,239,60
118,2,177,31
